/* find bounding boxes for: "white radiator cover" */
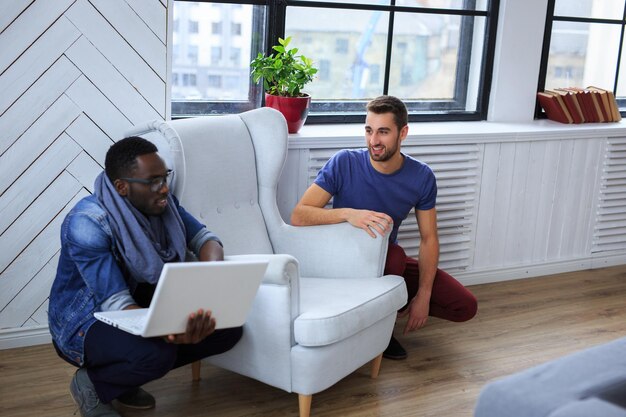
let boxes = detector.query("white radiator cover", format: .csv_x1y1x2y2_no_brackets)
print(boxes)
593,137,626,253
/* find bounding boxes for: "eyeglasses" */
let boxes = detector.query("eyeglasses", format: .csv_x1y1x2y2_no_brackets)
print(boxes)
121,170,173,192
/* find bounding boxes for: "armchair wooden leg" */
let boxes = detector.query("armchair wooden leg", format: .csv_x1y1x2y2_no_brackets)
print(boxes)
370,353,383,379
298,394,312,417
191,360,201,381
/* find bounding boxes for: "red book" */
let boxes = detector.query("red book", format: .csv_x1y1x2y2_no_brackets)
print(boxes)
587,86,621,122
562,87,595,122
537,92,573,124
586,89,606,122
548,90,584,123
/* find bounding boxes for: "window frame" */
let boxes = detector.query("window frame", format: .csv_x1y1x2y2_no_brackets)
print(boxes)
171,0,500,123
536,0,626,119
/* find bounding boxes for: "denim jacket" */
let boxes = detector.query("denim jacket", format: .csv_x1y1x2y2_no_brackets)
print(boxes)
48,194,220,366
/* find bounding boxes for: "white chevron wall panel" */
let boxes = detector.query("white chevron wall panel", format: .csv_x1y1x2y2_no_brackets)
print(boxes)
0,0,168,344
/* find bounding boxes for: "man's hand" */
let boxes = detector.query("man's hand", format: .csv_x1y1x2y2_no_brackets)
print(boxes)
165,309,216,344
397,293,430,334
345,209,393,238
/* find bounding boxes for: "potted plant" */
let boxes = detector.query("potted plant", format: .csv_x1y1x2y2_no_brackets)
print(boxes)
251,36,318,133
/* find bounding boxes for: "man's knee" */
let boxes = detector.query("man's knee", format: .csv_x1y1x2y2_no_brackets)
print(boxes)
132,341,177,379
454,294,478,322
217,326,243,353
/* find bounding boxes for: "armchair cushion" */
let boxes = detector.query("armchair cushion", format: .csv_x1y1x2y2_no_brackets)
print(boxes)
295,276,406,346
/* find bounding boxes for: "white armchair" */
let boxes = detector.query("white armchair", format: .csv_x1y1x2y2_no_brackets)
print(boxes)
126,108,407,417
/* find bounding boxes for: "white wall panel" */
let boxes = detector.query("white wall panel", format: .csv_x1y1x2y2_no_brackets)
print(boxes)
65,36,161,122
0,134,81,234
90,0,167,77
66,0,165,111
65,75,134,140
0,57,80,155
0,96,81,194
0,16,80,116
66,114,114,167
0,1,33,33
127,0,167,43
0,0,74,74
0,0,168,341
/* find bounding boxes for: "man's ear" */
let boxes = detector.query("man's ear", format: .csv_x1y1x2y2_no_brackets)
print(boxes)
113,179,128,196
400,124,409,141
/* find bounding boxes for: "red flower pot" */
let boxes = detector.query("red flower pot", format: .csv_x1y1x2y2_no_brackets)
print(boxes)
264,93,311,134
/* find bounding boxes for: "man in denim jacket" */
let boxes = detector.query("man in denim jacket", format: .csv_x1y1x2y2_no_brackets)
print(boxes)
48,137,242,417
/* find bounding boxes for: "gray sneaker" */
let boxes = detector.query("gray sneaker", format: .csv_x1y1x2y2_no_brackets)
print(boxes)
70,369,121,417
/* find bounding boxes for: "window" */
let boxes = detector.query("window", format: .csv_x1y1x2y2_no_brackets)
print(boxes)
184,73,197,87
171,0,499,122
188,44,199,65
538,0,626,115
208,75,222,88
335,38,349,54
189,20,199,33
211,46,222,65
319,59,331,81
212,21,222,34
369,64,380,84
230,47,241,66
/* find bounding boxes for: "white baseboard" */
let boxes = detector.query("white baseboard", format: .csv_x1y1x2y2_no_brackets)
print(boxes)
0,325,51,350
1,253,624,350
457,253,626,286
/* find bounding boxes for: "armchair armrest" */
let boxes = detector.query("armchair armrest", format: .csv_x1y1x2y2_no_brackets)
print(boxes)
225,254,299,286
269,223,389,278
208,253,300,392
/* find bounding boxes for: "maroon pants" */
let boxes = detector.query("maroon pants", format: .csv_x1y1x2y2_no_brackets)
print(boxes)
384,243,477,322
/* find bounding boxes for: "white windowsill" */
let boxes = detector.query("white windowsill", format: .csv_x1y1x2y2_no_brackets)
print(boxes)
287,119,626,149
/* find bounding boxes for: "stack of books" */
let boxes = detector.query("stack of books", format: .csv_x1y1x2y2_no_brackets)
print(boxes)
537,86,622,124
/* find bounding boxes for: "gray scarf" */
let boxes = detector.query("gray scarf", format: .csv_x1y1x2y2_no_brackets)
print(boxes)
93,172,187,284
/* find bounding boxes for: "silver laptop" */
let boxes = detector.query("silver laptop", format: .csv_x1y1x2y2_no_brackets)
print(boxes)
94,260,268,337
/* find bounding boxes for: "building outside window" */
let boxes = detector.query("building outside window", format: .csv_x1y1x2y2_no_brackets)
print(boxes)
188,44,199,65
318,60,331,82
211,46,222,65
171,0,499,122
230,48,241,66
539,0,626,114
212,21,223,34
335,38,349,54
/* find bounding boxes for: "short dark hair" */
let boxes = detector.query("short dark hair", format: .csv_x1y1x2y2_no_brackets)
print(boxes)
105,136,158,182
366,95,408,130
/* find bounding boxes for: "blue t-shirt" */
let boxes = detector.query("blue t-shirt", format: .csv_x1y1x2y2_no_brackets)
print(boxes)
314,149,437,242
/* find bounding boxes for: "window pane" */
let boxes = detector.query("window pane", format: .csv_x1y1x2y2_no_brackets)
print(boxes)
303,0,488,10
545,21,620,90
554,0,624,20
395,0,488,11
171,1,265,103
285,7,390,100
616,31,626,97
388,13,460,100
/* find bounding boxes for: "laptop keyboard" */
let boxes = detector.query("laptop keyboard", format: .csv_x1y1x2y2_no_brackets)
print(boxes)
117,314,148,331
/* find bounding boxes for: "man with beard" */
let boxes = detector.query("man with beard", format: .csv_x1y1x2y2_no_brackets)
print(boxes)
291,95,477,360
48,137,242,417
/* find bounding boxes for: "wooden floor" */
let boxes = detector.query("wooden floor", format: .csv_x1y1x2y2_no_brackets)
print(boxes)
1,265,626,417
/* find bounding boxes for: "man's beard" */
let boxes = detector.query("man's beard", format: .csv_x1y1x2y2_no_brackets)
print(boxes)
368,136,400,162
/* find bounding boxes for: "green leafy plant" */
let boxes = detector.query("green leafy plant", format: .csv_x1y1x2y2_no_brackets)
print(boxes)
250,36,318,97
